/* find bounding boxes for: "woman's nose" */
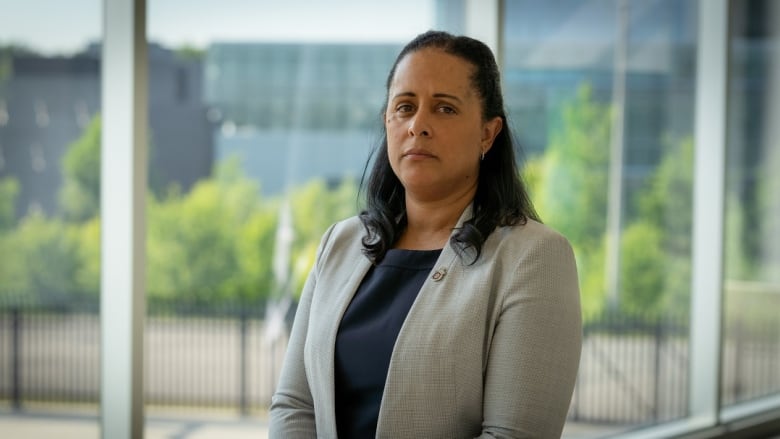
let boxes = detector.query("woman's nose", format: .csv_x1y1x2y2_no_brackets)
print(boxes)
408,114,431,137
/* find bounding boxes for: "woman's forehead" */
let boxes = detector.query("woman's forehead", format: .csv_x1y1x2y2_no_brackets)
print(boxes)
389,49,475,96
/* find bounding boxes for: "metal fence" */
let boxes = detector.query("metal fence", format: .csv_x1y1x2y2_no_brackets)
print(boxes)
0,303,287,415
569,312,690,424
1,302,778,426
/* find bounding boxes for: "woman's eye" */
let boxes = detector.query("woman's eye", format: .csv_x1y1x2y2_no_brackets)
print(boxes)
396,104,414,113
438,106,456,114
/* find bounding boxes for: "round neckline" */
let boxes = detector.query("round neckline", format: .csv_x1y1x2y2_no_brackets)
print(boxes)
381,248,442,269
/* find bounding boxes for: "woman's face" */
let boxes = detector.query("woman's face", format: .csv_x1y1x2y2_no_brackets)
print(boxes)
385,48,502,203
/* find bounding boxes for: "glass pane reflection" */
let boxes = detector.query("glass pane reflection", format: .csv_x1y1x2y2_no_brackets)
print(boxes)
721,0,780,408
142,0,441,427
503,1,697,436
0,1,102,436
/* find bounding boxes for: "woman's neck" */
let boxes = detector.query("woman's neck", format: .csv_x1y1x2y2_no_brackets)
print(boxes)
394,189,474,250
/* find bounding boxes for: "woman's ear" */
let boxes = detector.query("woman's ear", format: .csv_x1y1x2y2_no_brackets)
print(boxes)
481,116,503,153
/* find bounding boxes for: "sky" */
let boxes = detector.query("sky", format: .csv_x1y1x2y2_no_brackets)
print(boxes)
0,0,435,55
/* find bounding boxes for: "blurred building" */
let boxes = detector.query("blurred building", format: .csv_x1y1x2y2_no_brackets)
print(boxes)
502,0,698,212
204,42,400,194
0,43,214,218
4,1,769,213
201,3,699,201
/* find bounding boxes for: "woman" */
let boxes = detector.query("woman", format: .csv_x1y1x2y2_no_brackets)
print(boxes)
270,31,581,438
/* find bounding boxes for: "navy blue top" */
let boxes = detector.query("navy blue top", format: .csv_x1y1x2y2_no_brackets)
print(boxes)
334,248,442,439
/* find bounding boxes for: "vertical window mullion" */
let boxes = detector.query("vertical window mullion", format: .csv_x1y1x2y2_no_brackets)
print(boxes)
100,0,148,438
464,0,501,63
689,0,729,426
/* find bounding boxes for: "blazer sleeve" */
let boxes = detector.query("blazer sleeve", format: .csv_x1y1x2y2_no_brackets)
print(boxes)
477,230,582,438
268,224,335,438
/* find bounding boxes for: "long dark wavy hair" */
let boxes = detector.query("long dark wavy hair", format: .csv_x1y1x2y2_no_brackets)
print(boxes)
358,30,539,265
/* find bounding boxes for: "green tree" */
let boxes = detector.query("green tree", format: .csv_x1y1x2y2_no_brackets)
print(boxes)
757,143,780,282
73,217,101,296
145,169,361,305
523,85,696,319
58,114,158,218
0,177,19,298
0,212,89,303
146,160,277,305
523,84,612,316
0,177,19,232
1,107,371,307
618,221,666,316
175,45,205,61
527,85,612,251
617,137,694,316
637,137,693,258
59,115,101,221
288,178,359,298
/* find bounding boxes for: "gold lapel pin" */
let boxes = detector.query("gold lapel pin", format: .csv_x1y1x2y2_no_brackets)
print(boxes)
431,268,447,282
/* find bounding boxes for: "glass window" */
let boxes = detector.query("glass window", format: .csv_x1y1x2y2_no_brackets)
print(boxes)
721,0,780,410
0,0,102,434
13,2,780,437
143,0,447,430
503,1,698,436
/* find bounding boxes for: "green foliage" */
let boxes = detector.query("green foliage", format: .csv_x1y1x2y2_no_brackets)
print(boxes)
0,212,91,303
145,164,359,305
73,217,101,296
723,136,780,283
523,84,612,316
1,107,360,307
724,192,753,280
147,159,277,305
60,114,101,221
619,221,665,316
1,172,96,304
530,85,612,251
575,239,607,318
0,229,26,298
756,145,780,282
288,178,359,298
638,137,693,255
619,137,694,316
0,57,10,95
523,84,696,320
0,177,19,232
174,45,205,61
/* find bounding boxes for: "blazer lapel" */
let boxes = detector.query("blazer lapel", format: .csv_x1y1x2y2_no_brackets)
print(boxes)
375,204,474,434
314,252,372,436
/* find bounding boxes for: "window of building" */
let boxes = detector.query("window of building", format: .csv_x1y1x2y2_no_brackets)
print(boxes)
503,0,698,435
721,0,780,413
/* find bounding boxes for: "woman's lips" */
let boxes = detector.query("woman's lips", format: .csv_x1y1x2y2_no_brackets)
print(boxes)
403,148,436,159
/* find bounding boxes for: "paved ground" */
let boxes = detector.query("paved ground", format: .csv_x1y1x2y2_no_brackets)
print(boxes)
0,408,269,439
0,407,629,439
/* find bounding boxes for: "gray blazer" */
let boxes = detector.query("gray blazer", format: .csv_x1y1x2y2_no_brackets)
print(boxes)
269,207,582,438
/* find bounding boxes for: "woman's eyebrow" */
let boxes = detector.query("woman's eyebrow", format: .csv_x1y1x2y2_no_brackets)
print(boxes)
391,91,416,100
432,93,463,103
391,91,463,103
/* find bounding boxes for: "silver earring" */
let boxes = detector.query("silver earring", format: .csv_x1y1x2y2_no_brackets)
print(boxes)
481,151,485,161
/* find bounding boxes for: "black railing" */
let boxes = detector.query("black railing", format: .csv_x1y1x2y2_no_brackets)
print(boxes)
570,310,690,424
0,302,286,414
1,302,778,426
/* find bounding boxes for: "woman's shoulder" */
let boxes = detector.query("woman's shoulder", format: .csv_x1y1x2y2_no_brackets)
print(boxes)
328,215,363,239
502,217,570,243
492,218,575,258
489,219,580,299
314,215,365,259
